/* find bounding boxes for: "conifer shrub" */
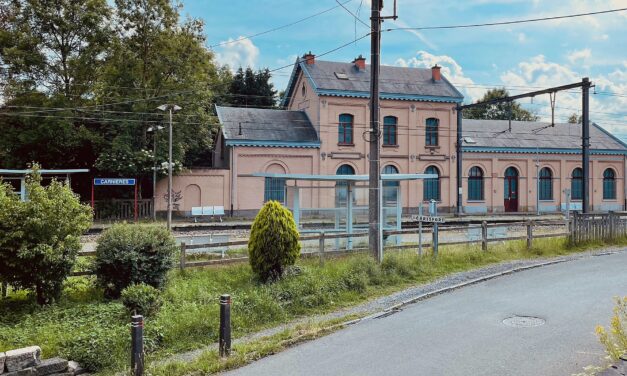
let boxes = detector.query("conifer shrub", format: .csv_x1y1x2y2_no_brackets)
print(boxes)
248,201,300,282
94,224,176,298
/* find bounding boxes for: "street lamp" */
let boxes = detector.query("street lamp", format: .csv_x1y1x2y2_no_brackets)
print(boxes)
147,125,164,221
157,104,181,231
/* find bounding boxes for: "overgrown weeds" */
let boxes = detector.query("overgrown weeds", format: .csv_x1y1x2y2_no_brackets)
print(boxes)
0,235,625,375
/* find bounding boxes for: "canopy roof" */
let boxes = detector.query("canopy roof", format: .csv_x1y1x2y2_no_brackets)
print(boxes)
250,173,437,181
0,169,89,175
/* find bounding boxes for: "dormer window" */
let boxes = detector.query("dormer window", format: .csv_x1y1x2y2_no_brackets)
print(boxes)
334,72,349,80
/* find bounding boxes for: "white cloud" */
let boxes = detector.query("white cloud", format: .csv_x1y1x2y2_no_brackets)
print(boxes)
394,50,485,102
567,48,592,64
215,37,260,70
500,55,627,135
517,33,527,43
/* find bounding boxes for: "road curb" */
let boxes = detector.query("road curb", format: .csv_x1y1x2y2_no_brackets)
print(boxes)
356,250,621,322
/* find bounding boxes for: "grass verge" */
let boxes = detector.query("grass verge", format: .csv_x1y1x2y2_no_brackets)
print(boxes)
0,236,624,375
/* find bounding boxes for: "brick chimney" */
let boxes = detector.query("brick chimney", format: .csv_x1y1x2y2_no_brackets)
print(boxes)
431,64,441,82
353,55,366,71
303,51,315,65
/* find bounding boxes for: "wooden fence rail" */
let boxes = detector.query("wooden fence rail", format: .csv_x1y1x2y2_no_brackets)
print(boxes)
74,219,578,275
570,211,627,244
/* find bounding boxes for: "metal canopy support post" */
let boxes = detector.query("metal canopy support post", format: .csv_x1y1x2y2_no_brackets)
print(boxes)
369,0,383,263
347,182,354,250
582,77,591,213
396,186,402,245
456,104,463,216
20,178,26,202
293,186,300,230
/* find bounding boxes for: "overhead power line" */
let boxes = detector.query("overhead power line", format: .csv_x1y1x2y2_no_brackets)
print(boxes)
386,7,627,32
209,0,353,48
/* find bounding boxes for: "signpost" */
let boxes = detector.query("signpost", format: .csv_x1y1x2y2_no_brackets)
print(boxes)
413,200,444,257
91,178,139,222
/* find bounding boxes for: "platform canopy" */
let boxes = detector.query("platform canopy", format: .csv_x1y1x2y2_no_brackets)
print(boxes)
250,173,437,181
0,169,89,175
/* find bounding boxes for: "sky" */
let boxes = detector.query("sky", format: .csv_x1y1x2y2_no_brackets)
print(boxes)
184,0,627,141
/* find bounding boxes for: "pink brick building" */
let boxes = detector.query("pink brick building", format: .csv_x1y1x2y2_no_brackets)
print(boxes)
156,54,627,216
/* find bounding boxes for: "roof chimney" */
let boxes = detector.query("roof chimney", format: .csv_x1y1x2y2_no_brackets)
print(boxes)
303,51,315,65
431,64,441,82
353,54,366,71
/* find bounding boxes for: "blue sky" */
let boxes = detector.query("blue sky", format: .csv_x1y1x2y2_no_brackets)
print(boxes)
184,0,627,140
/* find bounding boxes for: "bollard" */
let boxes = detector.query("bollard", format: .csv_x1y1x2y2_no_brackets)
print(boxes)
481,221,488,251
432,222,439,257
219,294,232,357
180,242,187,271
131,315,144,376
526,220,533,249
318,232,325,266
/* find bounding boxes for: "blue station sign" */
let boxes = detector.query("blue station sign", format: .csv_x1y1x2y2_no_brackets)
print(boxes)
94,178,136,186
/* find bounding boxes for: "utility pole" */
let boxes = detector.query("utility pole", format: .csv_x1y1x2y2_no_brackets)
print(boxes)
368,0,383,262
582,77,591,213
157,104,181,231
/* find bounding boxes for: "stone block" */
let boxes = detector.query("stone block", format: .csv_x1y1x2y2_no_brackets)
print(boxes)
66,361,86,375
34,358,67,376
4,367,35,376
4,347,41,372
1,352,6,374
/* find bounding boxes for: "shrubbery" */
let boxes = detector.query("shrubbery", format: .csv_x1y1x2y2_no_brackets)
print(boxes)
121,283,163,316
0,168,93,304
248,201,300,282
94,223,176,298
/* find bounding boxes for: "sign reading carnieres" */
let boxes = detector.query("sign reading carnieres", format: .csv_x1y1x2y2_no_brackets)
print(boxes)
93,178,136,186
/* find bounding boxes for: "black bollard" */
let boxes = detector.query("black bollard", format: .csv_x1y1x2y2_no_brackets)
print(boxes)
131,315,144,376
219,294,232,357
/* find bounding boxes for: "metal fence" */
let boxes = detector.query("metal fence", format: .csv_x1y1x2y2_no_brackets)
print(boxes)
89,199,153,221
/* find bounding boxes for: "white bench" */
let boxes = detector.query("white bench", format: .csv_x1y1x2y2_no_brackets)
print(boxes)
191,206,225,222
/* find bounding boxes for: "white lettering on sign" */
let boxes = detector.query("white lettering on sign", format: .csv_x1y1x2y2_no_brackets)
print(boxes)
94,178,136,186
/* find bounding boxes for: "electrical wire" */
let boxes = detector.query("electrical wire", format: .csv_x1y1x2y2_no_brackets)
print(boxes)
208,0,354,48
385,7,627,32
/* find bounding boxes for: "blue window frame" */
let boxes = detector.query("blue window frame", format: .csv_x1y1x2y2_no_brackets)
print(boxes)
426,118,439,146
338,114,354,145
603,168,616,200
539,167,553,200
571,168,583,200
383,116,397,146
468,166,484,201
335,164,355,206
382,165,399,204
264,177,286,203
423,165,440,201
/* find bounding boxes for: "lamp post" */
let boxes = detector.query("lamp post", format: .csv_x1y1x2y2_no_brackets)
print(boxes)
147,125,164,221
157,104,181,231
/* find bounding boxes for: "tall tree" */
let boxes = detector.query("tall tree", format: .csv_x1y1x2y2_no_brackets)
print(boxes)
568,113,582,124
224,67,278,108
463,88,539,121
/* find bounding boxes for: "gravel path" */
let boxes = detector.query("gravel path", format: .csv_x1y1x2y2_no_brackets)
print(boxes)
156,245,626,366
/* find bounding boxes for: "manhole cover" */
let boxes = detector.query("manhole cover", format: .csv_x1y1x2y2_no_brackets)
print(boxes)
502,316,545,328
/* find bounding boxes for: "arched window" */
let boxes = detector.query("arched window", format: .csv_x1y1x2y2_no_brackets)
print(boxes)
603,168,616,200
468,166,484,201
382,165,399,204
264,164,287,203
426,118,439,146
338,114,354,145
336,164,355,206
571,168,583,200
383,116,397,146
539,167,553,200
423,166,440,201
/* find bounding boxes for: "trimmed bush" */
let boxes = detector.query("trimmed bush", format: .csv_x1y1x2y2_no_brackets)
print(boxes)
248,201,300,282
121,283,163,316
0,168,93,305
94,224,176,298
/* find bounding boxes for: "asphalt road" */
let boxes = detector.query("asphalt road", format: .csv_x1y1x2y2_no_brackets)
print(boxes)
225,251,627,376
